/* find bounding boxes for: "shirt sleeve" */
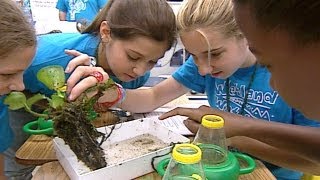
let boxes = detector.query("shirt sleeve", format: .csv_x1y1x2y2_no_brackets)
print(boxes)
56,0,67,12
172,56,206,93
0,97,13,152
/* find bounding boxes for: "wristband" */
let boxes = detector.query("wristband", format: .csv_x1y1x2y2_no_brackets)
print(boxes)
97,83,126,109
116,83,126,104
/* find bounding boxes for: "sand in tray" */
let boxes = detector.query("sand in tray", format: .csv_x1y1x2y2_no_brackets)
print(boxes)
74,133,170,175
102,133,170,166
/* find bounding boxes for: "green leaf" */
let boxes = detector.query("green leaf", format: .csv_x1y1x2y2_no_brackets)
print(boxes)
56,90,66,99
26,93,48,107
37,65,65,90
50,93,65,109
3,92,27,110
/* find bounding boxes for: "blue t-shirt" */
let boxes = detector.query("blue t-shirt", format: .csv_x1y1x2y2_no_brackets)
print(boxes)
173,57,319,180
0,96,13,152
56,0,108,22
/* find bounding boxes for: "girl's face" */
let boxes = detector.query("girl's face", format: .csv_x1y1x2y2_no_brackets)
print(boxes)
180,28,254,79
0,46,35,95
103,36,168,82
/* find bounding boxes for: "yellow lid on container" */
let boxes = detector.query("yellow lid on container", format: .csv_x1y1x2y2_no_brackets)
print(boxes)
172,143,202,164
201,115,224,128
191,174,203,180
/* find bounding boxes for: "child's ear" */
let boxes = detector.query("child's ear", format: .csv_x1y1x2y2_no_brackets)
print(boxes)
241,37,250,50
100,21,111,43
244,38,250,48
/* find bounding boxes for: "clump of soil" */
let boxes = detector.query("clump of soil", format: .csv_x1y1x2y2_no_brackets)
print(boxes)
51,80,119,170
53,102,107,170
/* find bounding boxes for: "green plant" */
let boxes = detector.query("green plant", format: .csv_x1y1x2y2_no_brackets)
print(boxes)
4,65,117,170
4,65,66,118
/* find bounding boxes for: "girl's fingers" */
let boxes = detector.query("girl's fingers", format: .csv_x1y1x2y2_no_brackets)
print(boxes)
68,76,99,101
64,49,83,56
183,119,200,134
65,54,91,73
158,107,196,120
68,76,101,101
64,49,92,73
66,66,109,100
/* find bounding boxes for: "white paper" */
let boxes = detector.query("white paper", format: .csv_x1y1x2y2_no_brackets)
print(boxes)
144,109,193,136
131,94,209,136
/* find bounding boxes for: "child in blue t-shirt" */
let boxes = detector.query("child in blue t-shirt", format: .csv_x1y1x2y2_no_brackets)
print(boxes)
3,0,176,178
114,0,320,179
0,0,37,177
56,0,108,23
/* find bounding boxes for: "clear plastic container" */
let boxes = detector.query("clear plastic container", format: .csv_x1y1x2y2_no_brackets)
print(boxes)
162,143,205,180
193,115,228,166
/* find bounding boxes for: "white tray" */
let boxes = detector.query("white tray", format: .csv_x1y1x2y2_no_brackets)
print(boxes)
53,118,190,180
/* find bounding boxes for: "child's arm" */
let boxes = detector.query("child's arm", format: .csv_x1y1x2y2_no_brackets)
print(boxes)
229,136,320,174
58,11,66,21
119,77,189,113
55,0,67,21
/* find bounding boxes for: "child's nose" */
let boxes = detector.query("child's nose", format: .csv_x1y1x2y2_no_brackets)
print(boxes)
133,63,148,77
9,75,25,91
198,65,212,76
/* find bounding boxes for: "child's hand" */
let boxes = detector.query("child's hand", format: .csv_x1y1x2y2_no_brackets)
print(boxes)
63,49,111,101
159,105,213,122
159,105,244,137
64,49,96,73
67,66,109,101
159,105,211,133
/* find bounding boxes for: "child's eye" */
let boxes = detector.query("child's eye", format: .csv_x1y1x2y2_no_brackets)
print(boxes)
0,73,14,78
210,52,221,57
127,54,139,61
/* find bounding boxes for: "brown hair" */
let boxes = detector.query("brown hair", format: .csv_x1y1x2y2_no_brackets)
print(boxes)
234,0,320,44
177,0,242,38
81,0,176,50
0,0,36,58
